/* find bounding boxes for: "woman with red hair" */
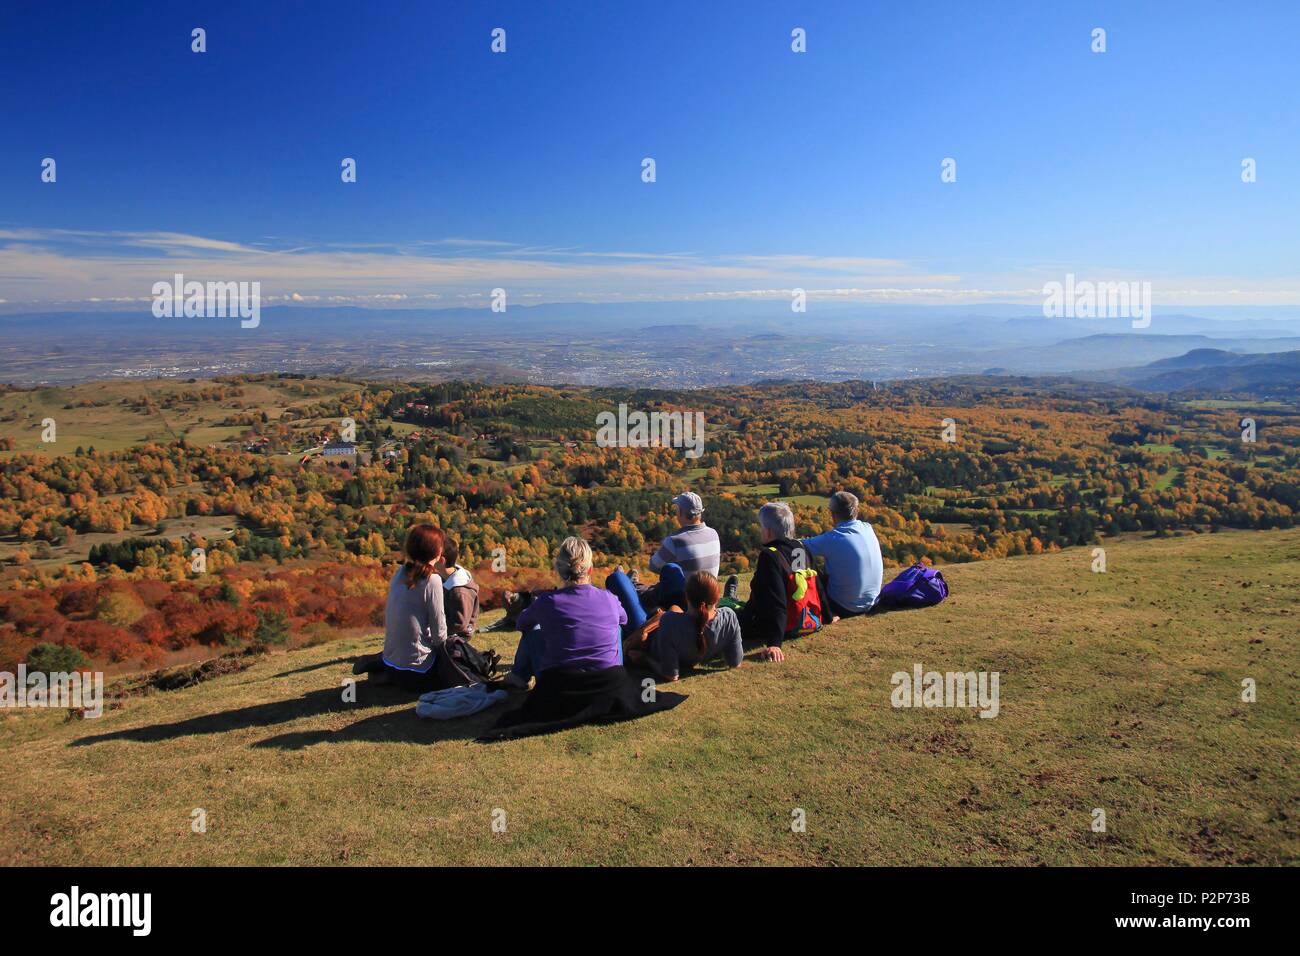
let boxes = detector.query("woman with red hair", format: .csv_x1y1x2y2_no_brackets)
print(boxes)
379,523,449,691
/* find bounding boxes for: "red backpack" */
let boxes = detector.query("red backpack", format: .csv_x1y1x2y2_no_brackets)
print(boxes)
768,545,824,638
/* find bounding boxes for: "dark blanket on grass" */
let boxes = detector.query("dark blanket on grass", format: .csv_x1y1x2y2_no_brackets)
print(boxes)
479,664,686,742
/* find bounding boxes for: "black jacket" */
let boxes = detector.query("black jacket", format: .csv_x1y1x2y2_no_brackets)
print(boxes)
481,665,686,741
742,537,827,648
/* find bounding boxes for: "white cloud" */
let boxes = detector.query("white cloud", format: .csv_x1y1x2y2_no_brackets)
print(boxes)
0,228,1296,309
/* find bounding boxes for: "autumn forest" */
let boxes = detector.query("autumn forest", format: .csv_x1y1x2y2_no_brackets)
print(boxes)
0,374,1296,672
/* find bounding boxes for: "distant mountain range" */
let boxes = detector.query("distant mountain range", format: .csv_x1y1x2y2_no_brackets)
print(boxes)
1078,349,1300,397
2,303,1299,391
990,333,1300,375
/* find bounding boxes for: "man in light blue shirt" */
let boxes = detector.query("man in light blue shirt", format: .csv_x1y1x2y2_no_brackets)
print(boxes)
801,491,883,618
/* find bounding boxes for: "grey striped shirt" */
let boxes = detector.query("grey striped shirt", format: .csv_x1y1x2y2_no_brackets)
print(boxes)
649,522,721,576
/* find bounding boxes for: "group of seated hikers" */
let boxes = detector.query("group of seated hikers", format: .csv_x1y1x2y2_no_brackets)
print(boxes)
357,489,884,736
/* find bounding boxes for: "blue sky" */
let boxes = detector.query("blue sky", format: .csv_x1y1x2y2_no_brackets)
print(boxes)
1,0,1297,309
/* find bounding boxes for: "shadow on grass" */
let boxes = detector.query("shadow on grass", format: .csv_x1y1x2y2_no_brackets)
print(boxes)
251,660,715,749
71,662,719,750
255,662,720,749
272,655,370,678
70,679,414,746
252,701,523,749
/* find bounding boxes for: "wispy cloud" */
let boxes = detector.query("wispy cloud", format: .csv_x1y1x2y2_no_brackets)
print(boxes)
0,228,1296,310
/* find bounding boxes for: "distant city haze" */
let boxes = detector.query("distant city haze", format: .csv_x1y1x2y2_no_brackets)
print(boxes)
1,302,1297,390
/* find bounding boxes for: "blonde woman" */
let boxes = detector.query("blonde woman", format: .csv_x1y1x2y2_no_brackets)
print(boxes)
487,535,687,741
504,536,626,689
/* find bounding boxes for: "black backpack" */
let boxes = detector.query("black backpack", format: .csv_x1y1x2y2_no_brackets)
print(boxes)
435,634,502,687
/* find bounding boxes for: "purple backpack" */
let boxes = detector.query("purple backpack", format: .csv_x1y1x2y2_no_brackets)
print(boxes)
874,563,948,611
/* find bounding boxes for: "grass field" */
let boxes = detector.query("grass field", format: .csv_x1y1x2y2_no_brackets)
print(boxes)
723,482,780,497
1154,466,1183,491
0,378,360,456
0,513,236,567
2,529,1296,866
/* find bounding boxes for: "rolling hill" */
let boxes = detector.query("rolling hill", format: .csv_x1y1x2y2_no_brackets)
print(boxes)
1082,348,1300,396
2,528,1295,866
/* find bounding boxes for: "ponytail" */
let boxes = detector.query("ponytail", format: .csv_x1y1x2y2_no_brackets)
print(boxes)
403,524,444,589
692,604,712,658
684,571,722,658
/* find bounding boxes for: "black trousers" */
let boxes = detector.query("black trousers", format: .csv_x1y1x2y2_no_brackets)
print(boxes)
481,665,686,741
734,600,774,647
381,661,445,693
826,593,868,620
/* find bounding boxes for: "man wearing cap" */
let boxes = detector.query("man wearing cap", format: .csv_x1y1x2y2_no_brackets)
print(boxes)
651,492,721,578
627,491,721,612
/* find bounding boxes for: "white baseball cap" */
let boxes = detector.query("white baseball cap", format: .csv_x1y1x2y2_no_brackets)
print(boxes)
672,491,704,515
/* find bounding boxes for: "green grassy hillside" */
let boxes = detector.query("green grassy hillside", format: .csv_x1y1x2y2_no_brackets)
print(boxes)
0,377,362,456
2,529,1296,866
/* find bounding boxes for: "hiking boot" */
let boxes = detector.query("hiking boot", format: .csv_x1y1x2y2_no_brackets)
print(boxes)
505,589,533,618
724,575,739,600
627,569,641,586
488,590,534,632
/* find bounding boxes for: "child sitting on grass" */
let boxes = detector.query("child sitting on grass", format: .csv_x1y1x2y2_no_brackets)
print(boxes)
438,537,480,640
